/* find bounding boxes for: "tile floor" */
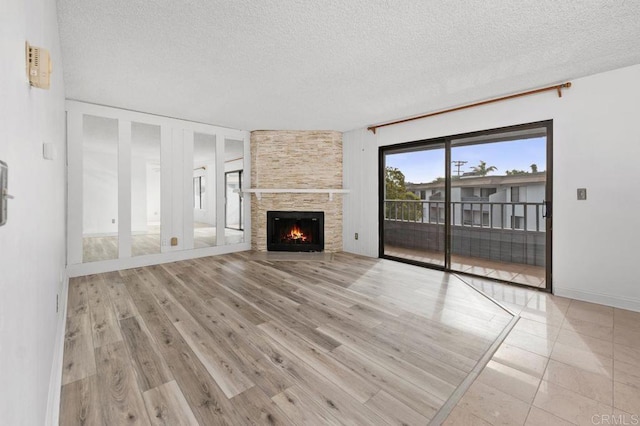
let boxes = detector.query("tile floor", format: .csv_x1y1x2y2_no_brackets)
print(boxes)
444,276,640,425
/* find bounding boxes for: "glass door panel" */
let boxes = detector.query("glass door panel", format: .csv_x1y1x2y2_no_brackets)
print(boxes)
131,122,161,256
82,115,119,262
193,133,217,248
450,127,548,288
382,143,446,267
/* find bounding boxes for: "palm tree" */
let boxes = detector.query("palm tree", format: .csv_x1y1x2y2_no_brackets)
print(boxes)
471,160,497,176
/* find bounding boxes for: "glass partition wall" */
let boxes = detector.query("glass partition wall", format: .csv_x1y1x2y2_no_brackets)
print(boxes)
67,101,249,272
380,121,552,290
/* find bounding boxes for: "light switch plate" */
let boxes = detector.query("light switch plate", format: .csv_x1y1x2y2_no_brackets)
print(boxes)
577,188,587,200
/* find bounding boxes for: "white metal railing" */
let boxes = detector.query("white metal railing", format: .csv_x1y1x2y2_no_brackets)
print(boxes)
384,200,545,232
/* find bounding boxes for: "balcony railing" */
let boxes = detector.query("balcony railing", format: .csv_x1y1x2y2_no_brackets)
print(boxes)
384,200,545,232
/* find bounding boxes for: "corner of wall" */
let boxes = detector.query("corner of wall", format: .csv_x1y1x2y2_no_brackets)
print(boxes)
45,272,69,426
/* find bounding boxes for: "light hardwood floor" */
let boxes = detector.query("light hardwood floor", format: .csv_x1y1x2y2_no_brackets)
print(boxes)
60,251,514,425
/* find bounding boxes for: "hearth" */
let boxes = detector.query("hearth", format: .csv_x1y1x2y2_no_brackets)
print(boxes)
267,211,324,252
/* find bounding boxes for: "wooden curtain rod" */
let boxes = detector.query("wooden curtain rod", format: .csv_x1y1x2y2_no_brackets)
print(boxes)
367,82,572,134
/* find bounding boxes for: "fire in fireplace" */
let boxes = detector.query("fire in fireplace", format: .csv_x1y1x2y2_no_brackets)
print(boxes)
267,211,324,252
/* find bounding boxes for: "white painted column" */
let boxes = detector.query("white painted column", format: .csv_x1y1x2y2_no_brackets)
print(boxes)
67,111,83,265
118,120,132,258
169,128,185,251
242,132,251,244
160,125,172,253
215,135,226,245
182,130,195,250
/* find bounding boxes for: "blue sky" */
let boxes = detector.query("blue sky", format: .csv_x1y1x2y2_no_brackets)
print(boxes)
386,137,546,184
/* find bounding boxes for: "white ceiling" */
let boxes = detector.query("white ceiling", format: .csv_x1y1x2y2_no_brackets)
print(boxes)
57,1,640,132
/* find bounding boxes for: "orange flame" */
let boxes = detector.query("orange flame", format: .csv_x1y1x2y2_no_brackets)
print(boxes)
287,225,307,241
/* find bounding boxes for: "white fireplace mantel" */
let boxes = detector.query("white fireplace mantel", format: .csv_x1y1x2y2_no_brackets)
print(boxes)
240,188,350,201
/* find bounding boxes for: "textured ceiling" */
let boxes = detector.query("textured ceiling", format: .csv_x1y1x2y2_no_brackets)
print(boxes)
57,1,640,132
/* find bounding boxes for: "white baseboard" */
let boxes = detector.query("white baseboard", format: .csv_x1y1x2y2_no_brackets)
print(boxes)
554,287,640,313
45,272,69,426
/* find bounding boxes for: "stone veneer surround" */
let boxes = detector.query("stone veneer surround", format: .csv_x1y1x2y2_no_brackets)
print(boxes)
251,130,343,252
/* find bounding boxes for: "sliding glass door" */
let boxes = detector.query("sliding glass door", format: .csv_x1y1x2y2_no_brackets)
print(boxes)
380,121,552,290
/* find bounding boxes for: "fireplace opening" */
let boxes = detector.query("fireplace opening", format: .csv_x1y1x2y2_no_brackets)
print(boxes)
267,211,324,252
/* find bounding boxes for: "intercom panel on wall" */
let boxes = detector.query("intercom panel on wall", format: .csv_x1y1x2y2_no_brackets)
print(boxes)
1,161,9,226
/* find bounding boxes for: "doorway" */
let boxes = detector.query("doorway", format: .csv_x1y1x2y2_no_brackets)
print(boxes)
380,121,552,290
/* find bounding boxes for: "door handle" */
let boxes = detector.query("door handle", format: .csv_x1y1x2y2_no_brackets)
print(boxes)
542,200,552,218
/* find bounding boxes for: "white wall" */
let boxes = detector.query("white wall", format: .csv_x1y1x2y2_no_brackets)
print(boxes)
344,64,640,312
0,0,67,424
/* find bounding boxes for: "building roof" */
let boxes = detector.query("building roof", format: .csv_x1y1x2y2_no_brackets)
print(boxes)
407,172,546,190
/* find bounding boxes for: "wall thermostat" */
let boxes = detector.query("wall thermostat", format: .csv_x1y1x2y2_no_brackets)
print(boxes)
26,41,52,89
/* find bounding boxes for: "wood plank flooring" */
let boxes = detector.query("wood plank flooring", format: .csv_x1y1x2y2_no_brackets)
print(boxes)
60,251,513,425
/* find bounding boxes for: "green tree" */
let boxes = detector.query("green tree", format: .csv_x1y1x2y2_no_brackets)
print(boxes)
470,160,497,176
385,167,422,221
506,169,527,175
530,163,538,173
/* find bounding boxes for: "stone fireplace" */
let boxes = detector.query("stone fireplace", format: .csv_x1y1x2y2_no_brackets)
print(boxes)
250,130,343,252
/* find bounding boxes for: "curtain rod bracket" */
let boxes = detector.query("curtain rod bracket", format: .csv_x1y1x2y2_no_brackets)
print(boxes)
557,82,572,97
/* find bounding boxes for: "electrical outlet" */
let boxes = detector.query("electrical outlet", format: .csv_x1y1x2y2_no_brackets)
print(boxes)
577,188,587,200
355,233,359,240
161,238,168,246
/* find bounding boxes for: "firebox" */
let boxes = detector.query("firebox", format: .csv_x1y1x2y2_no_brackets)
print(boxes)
266,211,324,252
